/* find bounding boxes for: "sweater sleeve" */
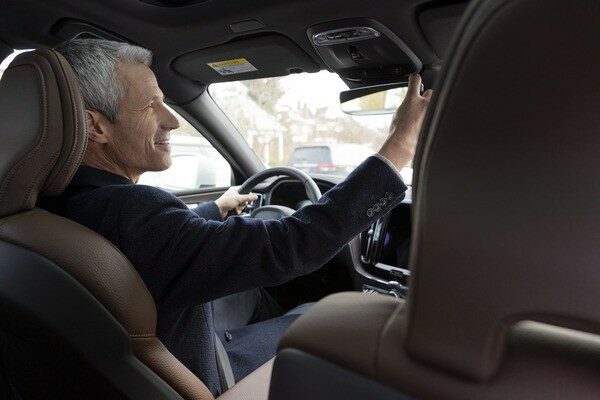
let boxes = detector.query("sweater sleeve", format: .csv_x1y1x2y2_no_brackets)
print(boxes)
116,155,407,309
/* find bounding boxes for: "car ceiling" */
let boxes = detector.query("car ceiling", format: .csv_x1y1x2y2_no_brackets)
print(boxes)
0,0,467,104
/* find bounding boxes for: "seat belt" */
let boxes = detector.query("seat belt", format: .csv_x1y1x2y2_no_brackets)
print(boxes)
214,333,235,391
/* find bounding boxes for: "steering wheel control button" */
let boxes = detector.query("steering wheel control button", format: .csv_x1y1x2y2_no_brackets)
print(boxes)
366,208,375,217
385,192,394,200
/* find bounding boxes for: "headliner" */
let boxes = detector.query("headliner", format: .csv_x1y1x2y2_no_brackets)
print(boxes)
0,0,464,103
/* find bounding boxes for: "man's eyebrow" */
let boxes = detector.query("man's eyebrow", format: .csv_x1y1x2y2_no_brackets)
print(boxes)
142,93,164,105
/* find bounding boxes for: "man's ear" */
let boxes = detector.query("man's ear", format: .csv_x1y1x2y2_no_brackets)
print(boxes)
85,110,110,144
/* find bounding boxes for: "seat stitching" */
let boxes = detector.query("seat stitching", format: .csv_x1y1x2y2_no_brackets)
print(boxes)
0,217,156,340
0,60,59,209
21,63,60,207
32,208,157,305
130,333,156,338
0,209,38,228
45,50,86,194
0,210,158,335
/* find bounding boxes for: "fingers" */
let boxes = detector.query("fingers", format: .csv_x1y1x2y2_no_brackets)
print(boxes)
407,74,434,101
224,186,240,196
237,194,258,203
407,73,422,98
232,193,258,214
218,190,259,216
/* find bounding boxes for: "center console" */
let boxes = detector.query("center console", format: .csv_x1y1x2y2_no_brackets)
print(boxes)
354,203,412,298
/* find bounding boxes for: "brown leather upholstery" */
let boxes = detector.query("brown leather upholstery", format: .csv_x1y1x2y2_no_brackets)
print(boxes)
0,209,156,335
278,293,600,399
0,49,213,399
406,0,600,380
275,0,600,398
279,293,401,378
0,49,86,218
216,359,273,400
132,337,214,400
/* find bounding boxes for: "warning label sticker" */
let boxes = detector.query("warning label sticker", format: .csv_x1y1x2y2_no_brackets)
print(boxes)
207,58,258,75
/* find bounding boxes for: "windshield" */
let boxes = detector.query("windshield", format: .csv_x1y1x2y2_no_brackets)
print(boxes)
209,71,413,183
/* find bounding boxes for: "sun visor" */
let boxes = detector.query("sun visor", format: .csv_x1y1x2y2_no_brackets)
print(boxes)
173,35,320,84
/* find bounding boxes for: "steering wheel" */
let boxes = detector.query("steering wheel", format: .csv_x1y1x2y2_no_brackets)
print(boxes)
236,167,322,220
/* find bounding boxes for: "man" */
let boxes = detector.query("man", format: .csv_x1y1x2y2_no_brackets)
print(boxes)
40,39,432,395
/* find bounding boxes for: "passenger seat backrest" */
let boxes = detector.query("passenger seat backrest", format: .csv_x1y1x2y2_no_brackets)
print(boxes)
272,1,600,399
408,0,600,380
0,49,213,400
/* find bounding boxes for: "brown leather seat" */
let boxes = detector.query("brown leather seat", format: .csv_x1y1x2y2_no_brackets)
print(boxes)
0,49,215,399
270,0,600,398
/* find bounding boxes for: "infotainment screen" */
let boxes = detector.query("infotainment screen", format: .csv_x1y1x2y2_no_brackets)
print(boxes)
362,204,412,271
379,232,411,269
378,205,411,269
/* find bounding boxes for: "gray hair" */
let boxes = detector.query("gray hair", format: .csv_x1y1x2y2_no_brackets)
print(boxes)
54,39,153,123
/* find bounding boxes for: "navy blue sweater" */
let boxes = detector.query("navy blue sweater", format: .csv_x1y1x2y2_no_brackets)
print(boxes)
39,155,406,395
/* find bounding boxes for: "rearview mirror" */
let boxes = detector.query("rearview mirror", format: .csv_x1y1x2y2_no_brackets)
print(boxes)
339,82,409,116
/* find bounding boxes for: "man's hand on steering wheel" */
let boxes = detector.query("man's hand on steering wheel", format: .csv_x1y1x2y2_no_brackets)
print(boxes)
214,187,258,218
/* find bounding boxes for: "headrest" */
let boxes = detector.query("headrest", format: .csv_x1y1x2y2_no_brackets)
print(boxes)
407,0,600,381
0,49,86,218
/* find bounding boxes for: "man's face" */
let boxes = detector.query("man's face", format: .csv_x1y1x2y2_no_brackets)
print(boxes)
103,62,180,176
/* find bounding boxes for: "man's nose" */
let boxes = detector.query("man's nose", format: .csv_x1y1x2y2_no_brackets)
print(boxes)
161,106,180,130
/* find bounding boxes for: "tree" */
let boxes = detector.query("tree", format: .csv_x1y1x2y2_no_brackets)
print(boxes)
241,78,285,114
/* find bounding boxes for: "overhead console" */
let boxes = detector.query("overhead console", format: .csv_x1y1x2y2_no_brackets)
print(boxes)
307,18,422,88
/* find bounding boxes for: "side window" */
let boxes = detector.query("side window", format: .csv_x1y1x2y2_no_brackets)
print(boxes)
138,105,232,191
1,49,34,78
1,52,231,192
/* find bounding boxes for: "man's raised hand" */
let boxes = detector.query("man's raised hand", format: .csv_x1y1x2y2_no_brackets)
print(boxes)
378,74,433,170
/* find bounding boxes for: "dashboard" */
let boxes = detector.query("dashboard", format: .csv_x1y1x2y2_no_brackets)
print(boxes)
268,181,335,210
358,203,411,297
254,176,412,300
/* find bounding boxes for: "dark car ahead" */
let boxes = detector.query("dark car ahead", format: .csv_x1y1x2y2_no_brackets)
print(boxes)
287,144,375,176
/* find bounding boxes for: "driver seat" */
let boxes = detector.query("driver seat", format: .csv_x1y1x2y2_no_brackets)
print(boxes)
0,49,224,399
